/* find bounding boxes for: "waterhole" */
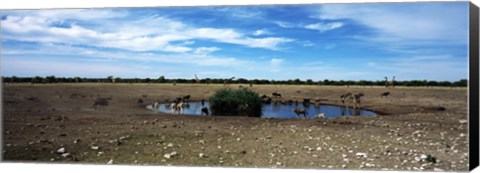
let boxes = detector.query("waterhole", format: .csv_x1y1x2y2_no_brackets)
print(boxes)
147,101,377,119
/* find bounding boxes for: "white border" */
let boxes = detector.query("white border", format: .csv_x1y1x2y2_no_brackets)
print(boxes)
0,0,479,173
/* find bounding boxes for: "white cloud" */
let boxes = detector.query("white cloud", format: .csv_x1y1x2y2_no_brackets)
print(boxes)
2,42,251,68
215,7,263,19
302,41,315,47
1,10,293,53
274,21,295,28
253,29,271,36
194,47,220,56
315,3,468,44
364,55,467,81
181,40,195,45
1,58,138,77
187,28,292,50
270,58,284,66
4,9,128,23
305,22,344,32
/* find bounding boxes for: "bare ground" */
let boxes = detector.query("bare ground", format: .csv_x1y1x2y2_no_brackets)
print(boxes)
1,83,469,171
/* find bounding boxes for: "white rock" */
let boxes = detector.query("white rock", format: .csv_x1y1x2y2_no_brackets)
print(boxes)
167,143,173,147
164,153,171,159
459,119,468,124
107,159,114,164
420,154,428,160
171,151,178,156
91,146,99,150
56,147,66,154
199,153,207,158
61,153,71,157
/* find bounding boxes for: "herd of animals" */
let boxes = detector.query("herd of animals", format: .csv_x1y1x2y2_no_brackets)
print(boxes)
134,90,392,118
87,76,397,118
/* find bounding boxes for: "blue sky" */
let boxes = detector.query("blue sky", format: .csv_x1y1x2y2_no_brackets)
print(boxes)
0,2,469,81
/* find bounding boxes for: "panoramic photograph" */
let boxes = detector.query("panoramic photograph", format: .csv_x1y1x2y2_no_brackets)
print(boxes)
1,1,470,171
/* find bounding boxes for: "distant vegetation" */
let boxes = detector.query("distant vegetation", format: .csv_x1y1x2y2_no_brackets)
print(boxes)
209,88,262,117
1,75,468,87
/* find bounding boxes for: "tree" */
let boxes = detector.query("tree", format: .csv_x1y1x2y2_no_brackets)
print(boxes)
237,78,248,84
74,77,81,83
293,78,301,85
31,76,43,83
209,88,262,117
306,79,314,85
46,75,57,83
158,76,166,83
10,75,17,83
453,79,467,87
323,79,331,85
107,76,114,84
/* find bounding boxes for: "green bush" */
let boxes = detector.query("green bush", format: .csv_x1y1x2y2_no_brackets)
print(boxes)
209,88,262,117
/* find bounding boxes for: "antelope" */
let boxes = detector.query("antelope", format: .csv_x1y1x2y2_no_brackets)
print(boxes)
341,92,364,109
293,108,308,118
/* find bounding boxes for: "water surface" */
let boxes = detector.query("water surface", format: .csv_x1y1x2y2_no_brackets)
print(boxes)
147,101,377,119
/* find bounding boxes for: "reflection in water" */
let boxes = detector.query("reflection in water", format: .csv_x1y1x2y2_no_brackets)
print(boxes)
147,101,376,119
340,107,362,116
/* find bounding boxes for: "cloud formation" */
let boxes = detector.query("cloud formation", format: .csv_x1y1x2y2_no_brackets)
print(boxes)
314,3,468,44
1,10,293,53
305,22,344,32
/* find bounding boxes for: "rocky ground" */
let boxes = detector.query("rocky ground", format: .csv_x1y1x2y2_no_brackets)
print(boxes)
1,83,469,171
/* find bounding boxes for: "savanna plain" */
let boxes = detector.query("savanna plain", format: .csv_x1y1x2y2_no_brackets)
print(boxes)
2,83,469,171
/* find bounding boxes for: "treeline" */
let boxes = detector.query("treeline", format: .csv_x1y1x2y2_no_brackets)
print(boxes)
1,75,468,87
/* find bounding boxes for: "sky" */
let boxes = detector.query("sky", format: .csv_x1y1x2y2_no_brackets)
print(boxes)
0,2,470,81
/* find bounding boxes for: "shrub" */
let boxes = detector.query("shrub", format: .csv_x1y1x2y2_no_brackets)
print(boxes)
209,88,262,117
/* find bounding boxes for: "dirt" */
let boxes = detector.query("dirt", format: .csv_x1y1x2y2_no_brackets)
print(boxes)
1,83,469,171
